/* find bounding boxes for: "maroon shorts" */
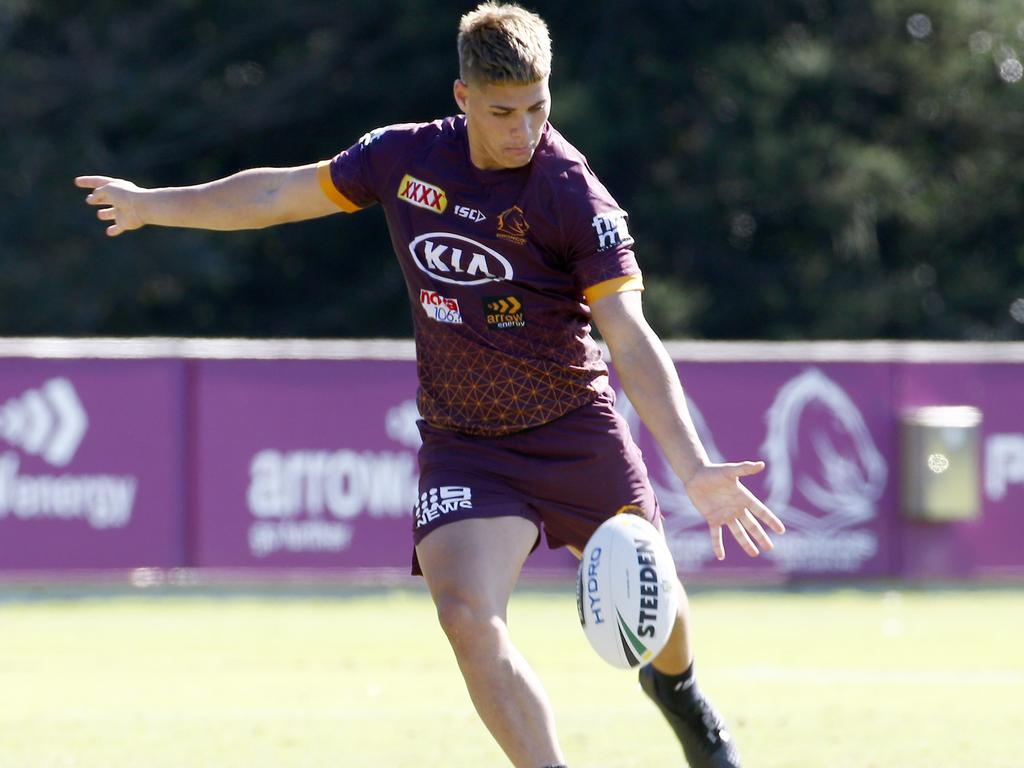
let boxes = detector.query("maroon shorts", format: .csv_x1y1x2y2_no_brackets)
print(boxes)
411,390,661,574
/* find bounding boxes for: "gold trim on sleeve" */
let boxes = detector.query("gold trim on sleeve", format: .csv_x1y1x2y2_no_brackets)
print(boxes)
583,274,645,304
317,160,362,213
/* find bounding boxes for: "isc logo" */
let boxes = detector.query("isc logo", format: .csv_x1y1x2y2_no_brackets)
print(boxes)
455,205,486,223
408,232,514,286
398,174,448,214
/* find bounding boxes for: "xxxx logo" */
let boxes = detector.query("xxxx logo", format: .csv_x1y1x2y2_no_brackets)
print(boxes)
398,174,448,214
483,295,526,329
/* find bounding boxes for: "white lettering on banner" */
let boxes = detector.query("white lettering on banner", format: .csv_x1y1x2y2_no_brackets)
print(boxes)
249,520,354,558
0,451,136,529
246,448,418,557
385,400,422,449
248,449,417,519
985,434,1024,501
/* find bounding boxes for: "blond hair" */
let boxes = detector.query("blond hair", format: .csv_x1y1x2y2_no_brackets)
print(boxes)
457,3,552,85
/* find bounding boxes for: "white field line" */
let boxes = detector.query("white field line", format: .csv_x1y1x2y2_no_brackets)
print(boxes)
718,665,1024,686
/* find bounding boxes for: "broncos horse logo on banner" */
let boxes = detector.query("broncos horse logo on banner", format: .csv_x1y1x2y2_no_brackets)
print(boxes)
617,367,887,572
760,368,887,534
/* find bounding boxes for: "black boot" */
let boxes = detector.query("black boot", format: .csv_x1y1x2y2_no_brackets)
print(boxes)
638,664,742,767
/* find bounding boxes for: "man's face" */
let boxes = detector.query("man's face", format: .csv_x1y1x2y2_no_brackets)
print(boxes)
454,77,551,170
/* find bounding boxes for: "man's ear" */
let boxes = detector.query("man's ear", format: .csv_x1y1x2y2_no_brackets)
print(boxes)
453,78,468,112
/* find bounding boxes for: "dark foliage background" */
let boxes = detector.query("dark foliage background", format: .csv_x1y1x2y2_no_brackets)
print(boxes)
4,0,1024,339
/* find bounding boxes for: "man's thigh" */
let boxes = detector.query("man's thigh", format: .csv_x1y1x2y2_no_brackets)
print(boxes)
415,515,540,613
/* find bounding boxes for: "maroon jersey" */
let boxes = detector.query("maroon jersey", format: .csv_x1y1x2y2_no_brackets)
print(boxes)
318,116,642,436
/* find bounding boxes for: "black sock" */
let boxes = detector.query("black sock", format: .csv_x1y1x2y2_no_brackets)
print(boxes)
651,661,701,710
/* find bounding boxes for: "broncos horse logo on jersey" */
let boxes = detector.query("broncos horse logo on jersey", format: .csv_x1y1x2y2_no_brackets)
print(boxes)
496,206,529,245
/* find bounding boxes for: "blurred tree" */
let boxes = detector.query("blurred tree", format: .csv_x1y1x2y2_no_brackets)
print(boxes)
1,0,1022,339
577,0,1024,340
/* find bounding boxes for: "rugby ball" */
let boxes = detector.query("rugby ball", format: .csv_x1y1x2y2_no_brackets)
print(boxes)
576,514,679,669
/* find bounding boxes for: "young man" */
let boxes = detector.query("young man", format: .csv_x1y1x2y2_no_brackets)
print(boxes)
77,4,784,767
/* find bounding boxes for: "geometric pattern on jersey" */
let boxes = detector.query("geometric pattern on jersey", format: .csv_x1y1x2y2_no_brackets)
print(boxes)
413,316,602,435
322,115,642,436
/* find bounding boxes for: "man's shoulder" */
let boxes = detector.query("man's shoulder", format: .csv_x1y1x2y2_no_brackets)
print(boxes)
532,123,602,189
357,117,459,153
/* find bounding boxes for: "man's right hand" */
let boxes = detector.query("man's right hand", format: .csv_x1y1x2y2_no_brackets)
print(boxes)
75,176,146,237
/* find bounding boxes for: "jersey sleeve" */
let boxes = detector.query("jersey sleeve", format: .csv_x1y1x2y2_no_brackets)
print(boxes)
559,162,644,304
317,125,402,213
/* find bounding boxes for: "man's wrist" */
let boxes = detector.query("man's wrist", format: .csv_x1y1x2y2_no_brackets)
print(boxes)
679,457,711,487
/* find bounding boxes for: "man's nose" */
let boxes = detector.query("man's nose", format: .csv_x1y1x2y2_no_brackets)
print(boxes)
511,115,529,138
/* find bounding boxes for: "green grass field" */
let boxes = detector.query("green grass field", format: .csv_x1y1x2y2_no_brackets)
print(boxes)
1,583,1022,768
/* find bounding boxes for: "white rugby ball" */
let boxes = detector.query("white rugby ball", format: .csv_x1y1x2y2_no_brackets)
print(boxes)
576,514,679,669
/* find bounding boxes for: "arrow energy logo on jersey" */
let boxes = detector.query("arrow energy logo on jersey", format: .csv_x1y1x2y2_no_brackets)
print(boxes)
483,295,526,329
0,378,137,530
398,174,448,214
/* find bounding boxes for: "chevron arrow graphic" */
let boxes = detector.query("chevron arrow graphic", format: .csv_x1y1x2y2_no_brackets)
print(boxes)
0,399,26,445
0,378,88,467
42,378,88,466
487,297,522,315
21,389,53,454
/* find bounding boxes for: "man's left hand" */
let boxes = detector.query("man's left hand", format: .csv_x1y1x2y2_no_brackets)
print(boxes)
684,461,786,560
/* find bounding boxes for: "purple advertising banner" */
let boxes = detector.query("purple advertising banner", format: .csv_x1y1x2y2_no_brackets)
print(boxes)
0,340,1020,580
0,359,186,569
612,362,900,578
192,358,577,572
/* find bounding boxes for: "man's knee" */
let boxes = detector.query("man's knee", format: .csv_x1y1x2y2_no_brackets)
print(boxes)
434,593,504,656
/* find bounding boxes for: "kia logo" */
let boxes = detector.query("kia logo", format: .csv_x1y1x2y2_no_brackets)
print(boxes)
408,233,513,286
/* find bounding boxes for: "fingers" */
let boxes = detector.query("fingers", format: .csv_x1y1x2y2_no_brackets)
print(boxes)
740,508,774,554
731,460,787,534
722,509,773,558
730,460,765,478
77,176,118,210
747,493,786,534
727,516,759,557
75,175,115,190
94,207,124,237
709,524,725,561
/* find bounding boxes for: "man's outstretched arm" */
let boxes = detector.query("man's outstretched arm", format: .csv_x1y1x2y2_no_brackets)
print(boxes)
590,288,785,560
75,164,338,237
